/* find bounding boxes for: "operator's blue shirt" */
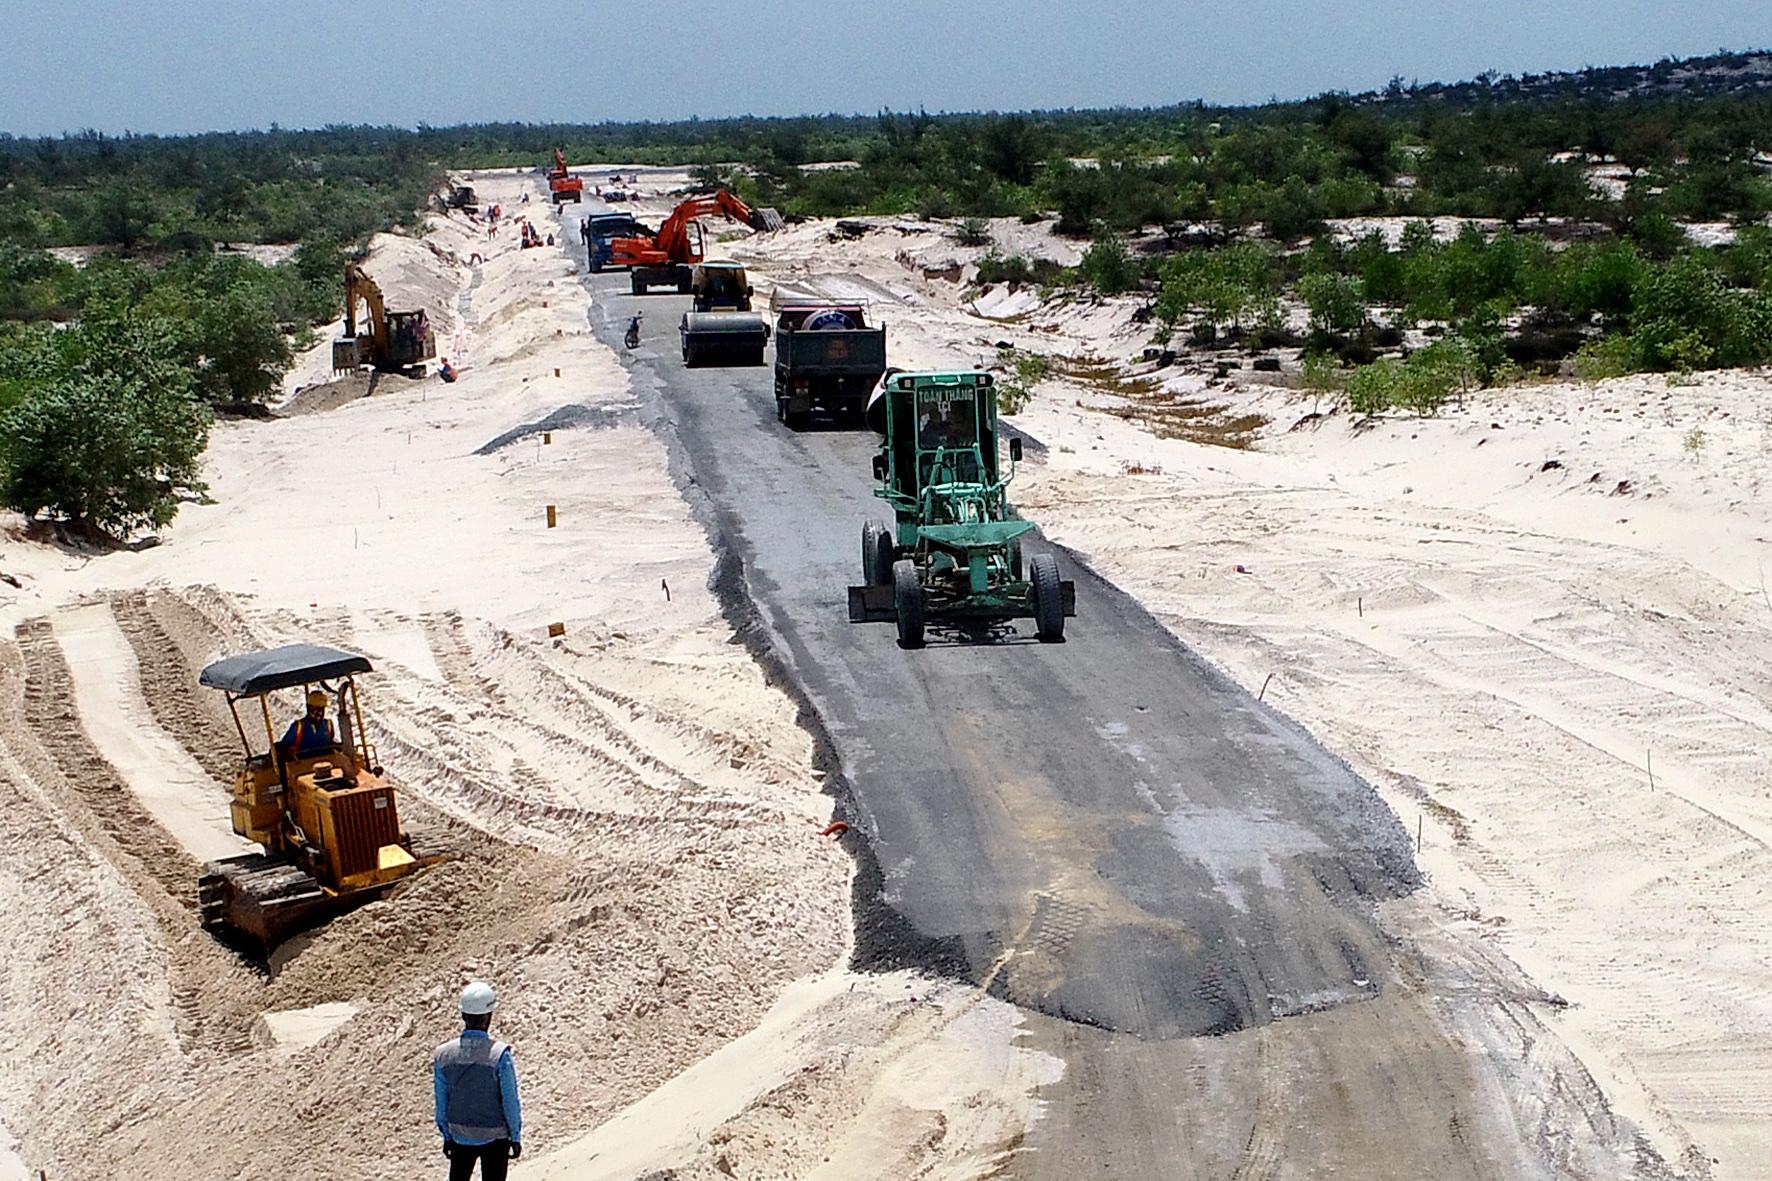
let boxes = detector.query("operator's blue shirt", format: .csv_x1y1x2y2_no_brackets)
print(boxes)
433,1029,522,1145
280,715,333,758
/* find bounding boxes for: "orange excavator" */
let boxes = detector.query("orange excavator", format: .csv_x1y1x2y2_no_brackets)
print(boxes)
549,148,583,204
609,190,782,296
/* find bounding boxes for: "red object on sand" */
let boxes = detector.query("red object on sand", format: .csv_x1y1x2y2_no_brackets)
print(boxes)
818,821,850,838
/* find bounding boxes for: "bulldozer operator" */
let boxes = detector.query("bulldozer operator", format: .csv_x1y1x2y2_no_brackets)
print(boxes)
279,689,337,759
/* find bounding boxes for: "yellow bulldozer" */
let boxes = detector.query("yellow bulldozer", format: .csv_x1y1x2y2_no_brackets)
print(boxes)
196,644,441,953
331,262,437,375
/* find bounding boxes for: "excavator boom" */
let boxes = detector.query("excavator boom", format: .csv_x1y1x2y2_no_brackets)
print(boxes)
608,191,782,270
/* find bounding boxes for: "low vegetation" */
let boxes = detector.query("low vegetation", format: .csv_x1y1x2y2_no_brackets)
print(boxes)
1,49,1769,526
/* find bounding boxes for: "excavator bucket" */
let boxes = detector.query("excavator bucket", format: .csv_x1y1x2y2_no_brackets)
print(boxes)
749,207,785,233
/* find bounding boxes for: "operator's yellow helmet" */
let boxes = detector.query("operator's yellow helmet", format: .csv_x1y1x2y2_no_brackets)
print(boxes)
306,690,328,709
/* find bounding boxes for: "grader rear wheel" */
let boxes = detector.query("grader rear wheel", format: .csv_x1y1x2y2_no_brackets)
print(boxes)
862,522,894,586
893,560,925,648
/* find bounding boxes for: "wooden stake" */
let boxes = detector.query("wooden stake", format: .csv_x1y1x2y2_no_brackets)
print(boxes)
1358,595,1363,618
543,431,552,444
545,505,557,528
662,578,671,602
547,622,566,638
1647,750,1654,790
1417,813,1423,852
1259,672,1274,701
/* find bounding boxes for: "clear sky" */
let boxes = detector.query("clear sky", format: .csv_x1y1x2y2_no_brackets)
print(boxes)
2,0,1766,136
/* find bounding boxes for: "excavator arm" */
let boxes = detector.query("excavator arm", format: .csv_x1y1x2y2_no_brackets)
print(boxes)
342,263,389,349
608,191,782,267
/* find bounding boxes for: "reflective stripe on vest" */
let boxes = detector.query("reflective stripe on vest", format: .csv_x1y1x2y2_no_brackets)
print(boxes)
433,1036,510,1142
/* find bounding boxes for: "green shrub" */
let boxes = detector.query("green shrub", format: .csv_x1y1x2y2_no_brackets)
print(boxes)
1157,242,1279,333
1342,340,1476,417
996,348,1050,414
1345,358,1400,415
954,217,992,247
1299,352,1345,392
1299,272,1367,337
1571,335,1635,381
975,253,1069,287
1079,234,1140,295
0,308,210,537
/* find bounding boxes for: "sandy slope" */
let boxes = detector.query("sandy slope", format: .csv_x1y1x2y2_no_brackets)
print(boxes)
0,175,866,1179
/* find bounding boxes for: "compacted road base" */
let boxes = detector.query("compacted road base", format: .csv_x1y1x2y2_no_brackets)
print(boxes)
558,198,1661,1180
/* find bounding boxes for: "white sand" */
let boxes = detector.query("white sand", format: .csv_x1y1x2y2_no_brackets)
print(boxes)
255,1000,361,1052
49,603,253,863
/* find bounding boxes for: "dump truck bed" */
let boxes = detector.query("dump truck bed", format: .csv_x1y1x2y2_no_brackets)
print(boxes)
773,305,889,427
776,326,888,374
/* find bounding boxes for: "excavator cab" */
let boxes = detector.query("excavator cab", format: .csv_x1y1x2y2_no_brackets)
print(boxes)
195,644,441,953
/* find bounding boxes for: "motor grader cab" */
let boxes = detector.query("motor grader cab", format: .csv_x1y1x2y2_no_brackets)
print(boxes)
196,645,440,952
849,371,1076,646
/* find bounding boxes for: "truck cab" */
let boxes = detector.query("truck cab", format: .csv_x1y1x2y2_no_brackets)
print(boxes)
581,212,648,272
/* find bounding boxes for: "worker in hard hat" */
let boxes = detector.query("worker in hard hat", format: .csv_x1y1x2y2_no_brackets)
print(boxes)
278,690,335,760
434,981,523,1179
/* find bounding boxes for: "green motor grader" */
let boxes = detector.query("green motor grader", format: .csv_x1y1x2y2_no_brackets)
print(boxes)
848,369,1075,647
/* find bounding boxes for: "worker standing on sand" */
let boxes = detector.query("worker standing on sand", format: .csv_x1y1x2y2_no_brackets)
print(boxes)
434,982,523,1179
278,690,334,758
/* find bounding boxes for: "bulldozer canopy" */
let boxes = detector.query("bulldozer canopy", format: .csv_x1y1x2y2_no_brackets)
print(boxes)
199,645,374,696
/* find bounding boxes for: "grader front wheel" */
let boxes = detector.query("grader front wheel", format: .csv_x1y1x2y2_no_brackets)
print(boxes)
1031,554,1065,643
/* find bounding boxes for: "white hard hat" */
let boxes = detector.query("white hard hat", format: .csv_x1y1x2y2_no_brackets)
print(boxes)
460,981,497,1016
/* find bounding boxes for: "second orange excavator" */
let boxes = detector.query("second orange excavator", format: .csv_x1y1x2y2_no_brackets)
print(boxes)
549,148,584,204
609,190,782,295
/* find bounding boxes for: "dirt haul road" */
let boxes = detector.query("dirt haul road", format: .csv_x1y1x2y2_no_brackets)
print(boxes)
548,192,1666,1177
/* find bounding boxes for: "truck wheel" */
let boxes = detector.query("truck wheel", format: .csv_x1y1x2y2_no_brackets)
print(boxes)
893,560,925,648
631,274,645,295
862,523,894,585
1030,554,1064,643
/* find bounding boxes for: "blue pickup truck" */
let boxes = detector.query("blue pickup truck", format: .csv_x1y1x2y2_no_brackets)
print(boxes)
580,211,651,272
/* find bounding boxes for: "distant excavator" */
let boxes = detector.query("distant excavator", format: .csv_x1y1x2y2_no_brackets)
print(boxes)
608,191,783,296
331,262,436,375
548,148,584,204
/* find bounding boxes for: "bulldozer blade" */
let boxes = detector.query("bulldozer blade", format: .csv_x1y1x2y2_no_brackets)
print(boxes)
848,584,896,622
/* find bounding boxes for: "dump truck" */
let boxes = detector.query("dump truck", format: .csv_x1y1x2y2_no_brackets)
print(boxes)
331,263,436,375
548,148,584,204
196,645,442,953
849,370,1075,646
772,303,888,428
581,211,650,272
